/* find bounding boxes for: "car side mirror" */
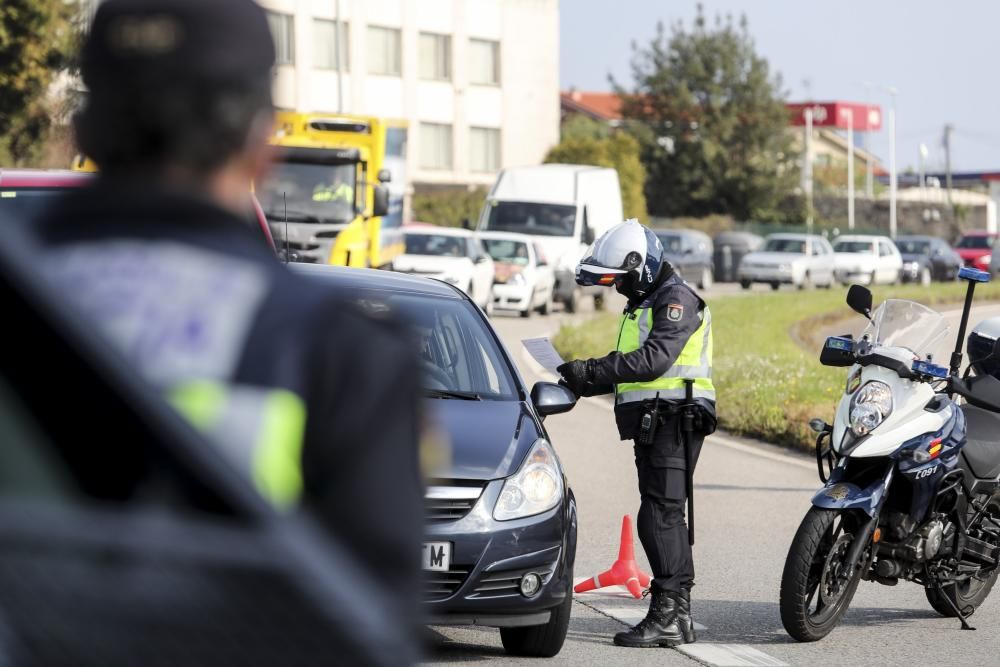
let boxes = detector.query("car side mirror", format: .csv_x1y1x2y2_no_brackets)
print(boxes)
531,382,577,418
372,184,389,217
583,224,595,245
846,284,873,320
475,254,489,265
377,168,391,183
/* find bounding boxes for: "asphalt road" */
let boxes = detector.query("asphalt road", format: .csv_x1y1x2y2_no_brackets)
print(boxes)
423,285,1000,666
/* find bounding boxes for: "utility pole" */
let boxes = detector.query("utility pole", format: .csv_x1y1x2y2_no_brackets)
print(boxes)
944,123,954,205
864,82,874,198
888,88,898,239
845,108,855,230
804,107,814,231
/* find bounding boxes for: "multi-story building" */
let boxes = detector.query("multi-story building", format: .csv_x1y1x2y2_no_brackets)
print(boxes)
258,0,560,190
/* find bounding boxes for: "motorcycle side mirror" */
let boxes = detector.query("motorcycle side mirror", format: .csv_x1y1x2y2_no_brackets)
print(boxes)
846,284,873,320
809,418,831,433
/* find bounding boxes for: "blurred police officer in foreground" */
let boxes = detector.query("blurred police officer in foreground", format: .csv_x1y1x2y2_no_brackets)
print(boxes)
33,0,423,660
557,219,716,649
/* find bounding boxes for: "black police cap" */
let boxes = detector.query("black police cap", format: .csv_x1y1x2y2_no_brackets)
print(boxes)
82,0,275,92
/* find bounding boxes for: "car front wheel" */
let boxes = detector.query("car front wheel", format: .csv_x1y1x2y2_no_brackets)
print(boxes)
499,589,572,657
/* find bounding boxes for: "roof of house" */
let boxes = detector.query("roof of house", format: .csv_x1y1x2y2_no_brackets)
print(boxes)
560,91,622,121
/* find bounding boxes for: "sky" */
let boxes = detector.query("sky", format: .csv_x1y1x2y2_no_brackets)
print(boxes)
560,0,1000,173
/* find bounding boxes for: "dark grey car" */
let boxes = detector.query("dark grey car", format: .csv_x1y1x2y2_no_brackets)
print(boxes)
713,231,764,283
654,229,714,289
291,264,579,658
894,235,962,284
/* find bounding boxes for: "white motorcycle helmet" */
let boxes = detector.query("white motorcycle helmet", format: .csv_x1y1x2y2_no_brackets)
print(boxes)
576,218,665,299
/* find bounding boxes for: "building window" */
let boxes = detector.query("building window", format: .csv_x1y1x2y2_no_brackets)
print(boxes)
267,12,295,66
368,26,401,76
420,123,453,170
419,32,451,81
469,127,501,173
313,19,349,71
469,39,500,85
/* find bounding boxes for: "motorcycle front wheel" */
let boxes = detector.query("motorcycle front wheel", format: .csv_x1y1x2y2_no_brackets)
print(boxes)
780,507,865,642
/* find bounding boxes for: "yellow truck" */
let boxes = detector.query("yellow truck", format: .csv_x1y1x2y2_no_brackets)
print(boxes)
256,112,406,268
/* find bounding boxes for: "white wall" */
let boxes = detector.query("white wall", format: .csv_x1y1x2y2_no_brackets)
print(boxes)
257,0,559,190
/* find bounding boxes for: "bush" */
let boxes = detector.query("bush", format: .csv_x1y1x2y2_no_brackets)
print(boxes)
411,187,487,228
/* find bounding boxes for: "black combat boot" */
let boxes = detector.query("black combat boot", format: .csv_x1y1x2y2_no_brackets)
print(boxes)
613,588,696,648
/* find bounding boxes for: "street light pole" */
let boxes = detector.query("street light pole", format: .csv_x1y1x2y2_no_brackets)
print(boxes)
335,0,344,113
846,108,855,230
804,107,814,231
864,81,874,198
888,88,898,239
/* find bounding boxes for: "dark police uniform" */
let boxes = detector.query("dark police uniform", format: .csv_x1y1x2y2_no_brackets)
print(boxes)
33,183,424,650
583,269,716,594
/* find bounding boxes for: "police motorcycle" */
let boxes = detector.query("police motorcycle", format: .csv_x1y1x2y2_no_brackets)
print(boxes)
780,267,1000,642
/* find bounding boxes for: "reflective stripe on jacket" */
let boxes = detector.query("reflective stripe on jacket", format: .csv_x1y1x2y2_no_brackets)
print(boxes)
614,304,715,405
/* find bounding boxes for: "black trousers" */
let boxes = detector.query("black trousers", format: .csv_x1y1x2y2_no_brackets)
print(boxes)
633,415,703,594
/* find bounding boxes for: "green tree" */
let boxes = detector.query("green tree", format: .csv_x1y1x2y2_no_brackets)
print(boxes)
0,0,79,166
615,6,800,222
411,187,487,228
544,114,649,224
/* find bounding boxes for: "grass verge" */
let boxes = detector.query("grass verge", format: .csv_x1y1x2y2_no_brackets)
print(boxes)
553,281,1000,451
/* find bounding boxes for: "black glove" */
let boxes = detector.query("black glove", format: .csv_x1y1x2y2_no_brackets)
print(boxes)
557,359,592,395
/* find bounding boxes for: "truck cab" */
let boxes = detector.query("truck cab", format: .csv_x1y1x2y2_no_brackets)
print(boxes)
257,112,404,268
476,164,623,312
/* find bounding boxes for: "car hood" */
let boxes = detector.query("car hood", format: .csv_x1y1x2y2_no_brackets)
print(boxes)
833,253,876,269
742,251,804,266
394,254,470,275
425,399,541,481
957,248,990,260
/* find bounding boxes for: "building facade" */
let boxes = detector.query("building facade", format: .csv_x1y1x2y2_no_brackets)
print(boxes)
258,0,560,189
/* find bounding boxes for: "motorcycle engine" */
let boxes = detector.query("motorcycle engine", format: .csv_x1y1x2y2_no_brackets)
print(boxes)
922,520,945,560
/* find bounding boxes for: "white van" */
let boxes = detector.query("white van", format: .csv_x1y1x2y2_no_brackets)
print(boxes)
476,164,623,312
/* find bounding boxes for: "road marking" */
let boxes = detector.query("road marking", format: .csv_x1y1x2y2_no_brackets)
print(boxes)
678,644,788,667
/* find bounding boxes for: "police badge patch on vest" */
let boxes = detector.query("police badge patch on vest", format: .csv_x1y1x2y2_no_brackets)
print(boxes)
667,304,684,321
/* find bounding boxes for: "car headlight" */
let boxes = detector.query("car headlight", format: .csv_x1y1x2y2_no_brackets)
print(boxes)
494,439,563,521
510,272,526,286
778,263,792,272
981,254,993,265
849,381,893,436
904,261,919,271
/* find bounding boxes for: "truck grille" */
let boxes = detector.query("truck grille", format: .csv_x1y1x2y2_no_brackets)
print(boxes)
423,567,470,601
424,485,483,523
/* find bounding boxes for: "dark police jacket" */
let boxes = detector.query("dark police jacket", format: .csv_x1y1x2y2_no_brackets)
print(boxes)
33,180,424,641
584,268,717,440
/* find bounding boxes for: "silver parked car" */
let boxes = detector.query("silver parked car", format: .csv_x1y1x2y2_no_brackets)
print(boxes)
738,233,835,290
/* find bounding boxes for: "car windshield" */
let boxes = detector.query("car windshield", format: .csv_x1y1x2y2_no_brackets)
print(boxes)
404,233,467,257
833,240,874,254
353,291,517,399
763,238,806,253
956,235,994,250
481,201,576,237
656,234,683,254
862,299,949,359
896,239,931,255
256,162,357,224
482,238,530,265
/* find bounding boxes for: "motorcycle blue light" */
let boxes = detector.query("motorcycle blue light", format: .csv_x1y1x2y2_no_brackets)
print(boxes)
912,360,948,378
959,267,990,283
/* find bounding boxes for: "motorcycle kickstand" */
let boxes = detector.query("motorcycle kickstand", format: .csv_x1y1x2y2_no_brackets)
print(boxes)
932,579,976,631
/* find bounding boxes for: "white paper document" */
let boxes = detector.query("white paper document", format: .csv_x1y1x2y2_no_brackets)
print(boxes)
521,337,566,372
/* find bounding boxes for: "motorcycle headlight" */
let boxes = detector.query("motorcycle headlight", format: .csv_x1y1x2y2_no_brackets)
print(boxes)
494,439,563,521
849,381,893,436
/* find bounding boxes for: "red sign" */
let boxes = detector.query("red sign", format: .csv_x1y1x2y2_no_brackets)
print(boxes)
786,102,882,131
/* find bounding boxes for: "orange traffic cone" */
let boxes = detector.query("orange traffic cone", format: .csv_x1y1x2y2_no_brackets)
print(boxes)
574,514,652,599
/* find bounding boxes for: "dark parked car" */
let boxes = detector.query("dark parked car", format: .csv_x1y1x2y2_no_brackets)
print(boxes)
894,235,962,284
654,229,714,289
712,231,764,283
292,264,579,658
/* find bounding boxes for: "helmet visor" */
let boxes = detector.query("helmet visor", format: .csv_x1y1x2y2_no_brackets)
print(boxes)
576,263,627,287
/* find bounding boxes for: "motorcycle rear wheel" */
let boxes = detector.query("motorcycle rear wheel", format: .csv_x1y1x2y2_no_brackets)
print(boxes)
926,496,1000,618
780,508,864,642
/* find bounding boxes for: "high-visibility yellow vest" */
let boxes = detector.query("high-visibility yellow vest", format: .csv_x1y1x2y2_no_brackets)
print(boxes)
170,380,308,508
614,304,715,405
312,183,353,202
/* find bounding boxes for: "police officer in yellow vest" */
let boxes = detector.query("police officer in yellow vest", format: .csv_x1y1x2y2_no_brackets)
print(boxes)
34,0,423,662
557,219,716,649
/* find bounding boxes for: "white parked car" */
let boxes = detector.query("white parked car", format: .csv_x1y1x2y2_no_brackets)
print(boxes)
738,233,836,290
832,234,903,286
478,231,556,318
393,225,494,311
